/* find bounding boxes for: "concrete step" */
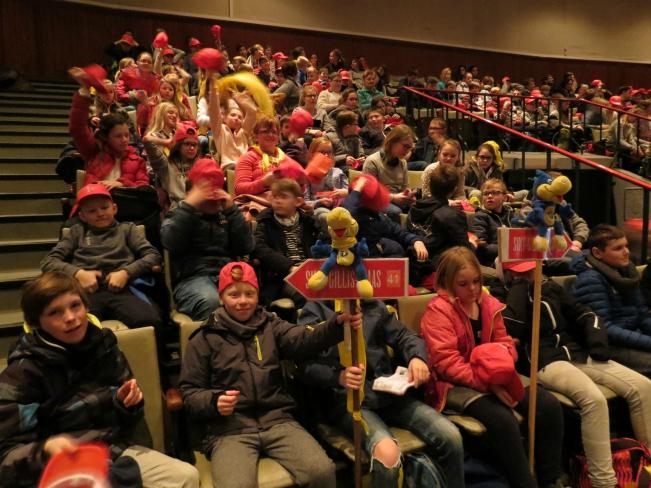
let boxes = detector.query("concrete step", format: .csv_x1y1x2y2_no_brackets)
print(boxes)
0,309,23,330
0,133,70,144
0,239,56,274
0,91,71,102
0,99,70,109
32,81,76,89
0,214,63,242
0,125,69,134
0,270,41,328
0,159,58,175
0,115,68,125
0,146,62,159
0,106,69,116
0,192,69,215
0,175,68,193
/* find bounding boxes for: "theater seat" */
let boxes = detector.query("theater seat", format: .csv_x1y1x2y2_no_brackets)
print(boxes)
396,293,435,334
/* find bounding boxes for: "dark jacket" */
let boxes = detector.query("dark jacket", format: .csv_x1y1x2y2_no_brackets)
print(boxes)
410,137,438,165
501,280,609,374
470,205,516,266
359,126,384,155
407,195,471,261
326,130,365,168
161,201,254,285
343,190,421,256
179,306,342,455
298,300,428,411
0,326,141,486
254,208,320,303
571,252,651,351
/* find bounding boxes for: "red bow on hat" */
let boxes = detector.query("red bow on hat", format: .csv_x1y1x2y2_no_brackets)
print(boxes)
153,31,168,49
193,48,225,71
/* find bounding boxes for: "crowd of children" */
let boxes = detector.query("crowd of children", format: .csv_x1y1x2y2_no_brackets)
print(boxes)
4,25,651,488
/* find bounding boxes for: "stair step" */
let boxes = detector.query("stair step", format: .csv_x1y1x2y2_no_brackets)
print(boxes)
0,115,68,125
0,214,63,242
0,99,70,108
0,159,58,175
0,106,69,116
0,91,71,102
0,133,70,144
0,240,57,274
0,175,68,193
0,146,62,159
31,81,77,89
0,192,69,215
0,125,69,134
0,309,25,330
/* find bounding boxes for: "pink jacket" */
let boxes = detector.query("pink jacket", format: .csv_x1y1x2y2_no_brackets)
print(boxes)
69,93,149,187
421,289,516,411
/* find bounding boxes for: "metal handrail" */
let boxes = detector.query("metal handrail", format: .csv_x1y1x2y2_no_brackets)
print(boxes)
404,86,651,262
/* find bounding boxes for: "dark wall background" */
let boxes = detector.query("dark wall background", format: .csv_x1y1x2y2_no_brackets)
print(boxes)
2,0,651,87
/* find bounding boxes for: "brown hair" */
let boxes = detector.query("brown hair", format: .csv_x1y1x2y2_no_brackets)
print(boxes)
474,142,497,164
253,115,280,135
308,136,332,157
271,178,302,198
439,138,461,156
299,84,318,106
480,178,507,193
383,124,414,155
586,224,626,252
435,246,482,296
339,88,357,106
336,110,358,132
429,164,460,199
21,273,88,329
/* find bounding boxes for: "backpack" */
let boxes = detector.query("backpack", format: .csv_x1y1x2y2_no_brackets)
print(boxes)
570,437,651,487
403,451,445,488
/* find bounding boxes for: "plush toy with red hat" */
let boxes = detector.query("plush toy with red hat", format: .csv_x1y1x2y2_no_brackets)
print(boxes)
153,31,169,49
308,207,373,298
193,48,225,72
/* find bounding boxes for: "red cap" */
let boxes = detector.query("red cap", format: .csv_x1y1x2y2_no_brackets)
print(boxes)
273,52,289,60
530,89,543,98
162,47,174,57
353,173,390,212
502,76,510,83
173,124,199,145
524,97,536,105
273,158,307,182
470,343,525,403
38,443,109,488
210,24,222,41
189,37,201,47
218,261,259,294
338,70,351,81
502,260,536,273
79,64,109,95
118,33,137,46
288,109,313,136
305,153,334,184
70,183,113,217
591,79,604,88
193,48,225,71
188,158,224,193
153,31,169,49
311,81,323,92
609,95,623,107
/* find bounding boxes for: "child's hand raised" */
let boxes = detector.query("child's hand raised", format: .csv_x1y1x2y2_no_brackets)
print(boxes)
74,269,102,294
107,269,129,292
217,390,240,416
68,67,89,87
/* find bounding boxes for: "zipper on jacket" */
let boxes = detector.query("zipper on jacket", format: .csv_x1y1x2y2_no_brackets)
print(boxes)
254,335,263,361
242,342,262,429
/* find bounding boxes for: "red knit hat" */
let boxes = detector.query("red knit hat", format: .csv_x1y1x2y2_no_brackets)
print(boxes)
352,173,390,212
305,153,334,184
470,343,525,402
218,261,259,293
172,124,199,146
288,109,313,136
193,48,225,71
187,158,224,194
153,31,168,49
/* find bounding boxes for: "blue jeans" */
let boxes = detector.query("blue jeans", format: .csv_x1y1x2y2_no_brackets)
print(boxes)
174,275,220,321
335,396,464,488
385,203,403,223
408,160,429,171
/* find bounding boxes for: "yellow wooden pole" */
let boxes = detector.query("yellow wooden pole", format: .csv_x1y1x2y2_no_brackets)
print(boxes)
528,260,543,473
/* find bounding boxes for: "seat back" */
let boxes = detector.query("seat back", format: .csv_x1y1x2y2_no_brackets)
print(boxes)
115,326,165,452
226,169,235,196
407,170,423,189
396,294,435,334
76,169,86,192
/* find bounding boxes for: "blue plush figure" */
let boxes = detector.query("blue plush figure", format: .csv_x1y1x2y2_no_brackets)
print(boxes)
307,207,374,298
518,170,576,252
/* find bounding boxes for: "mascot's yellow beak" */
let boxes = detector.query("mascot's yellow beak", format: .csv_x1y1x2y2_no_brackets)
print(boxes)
537,175,572,203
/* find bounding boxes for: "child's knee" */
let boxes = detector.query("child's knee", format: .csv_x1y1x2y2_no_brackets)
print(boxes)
372,437,401,468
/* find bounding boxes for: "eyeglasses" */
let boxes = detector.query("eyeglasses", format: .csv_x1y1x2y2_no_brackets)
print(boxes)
482,190,504,197
401,143,414,151
477,154,493,160
429,127,445,131
257,129,279,135
318,149,333,155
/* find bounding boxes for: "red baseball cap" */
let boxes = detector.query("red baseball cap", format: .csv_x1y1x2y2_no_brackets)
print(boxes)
187,158,224,193
70,184,113,217
118,33,137,46
305,153,334,184
288,109,313,136
78,64,109,95
609,95,623,107
502,260,536,273
354,173,390,212
153,31,169,49
193,48,225,71
339,70,351,81
172,124,199,145
210,24,222,41
470,343,525,402
591,79,604,88
162,47,175,57
218,261,259,293
273,52,289,60
38,443,109,488
189,37,201,48
273,158,307,182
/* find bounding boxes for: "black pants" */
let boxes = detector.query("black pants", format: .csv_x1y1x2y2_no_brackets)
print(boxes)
89,287,163,330
464,386,563,488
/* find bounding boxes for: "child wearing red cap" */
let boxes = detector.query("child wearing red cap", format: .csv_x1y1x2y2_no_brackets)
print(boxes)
0,272,199,487
41,184,163,330
115,52,160,108
499,259,651,488
180,261,361,488
68,68,149,189
161,161,254,320
422,247,564,488
254,179,320,307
